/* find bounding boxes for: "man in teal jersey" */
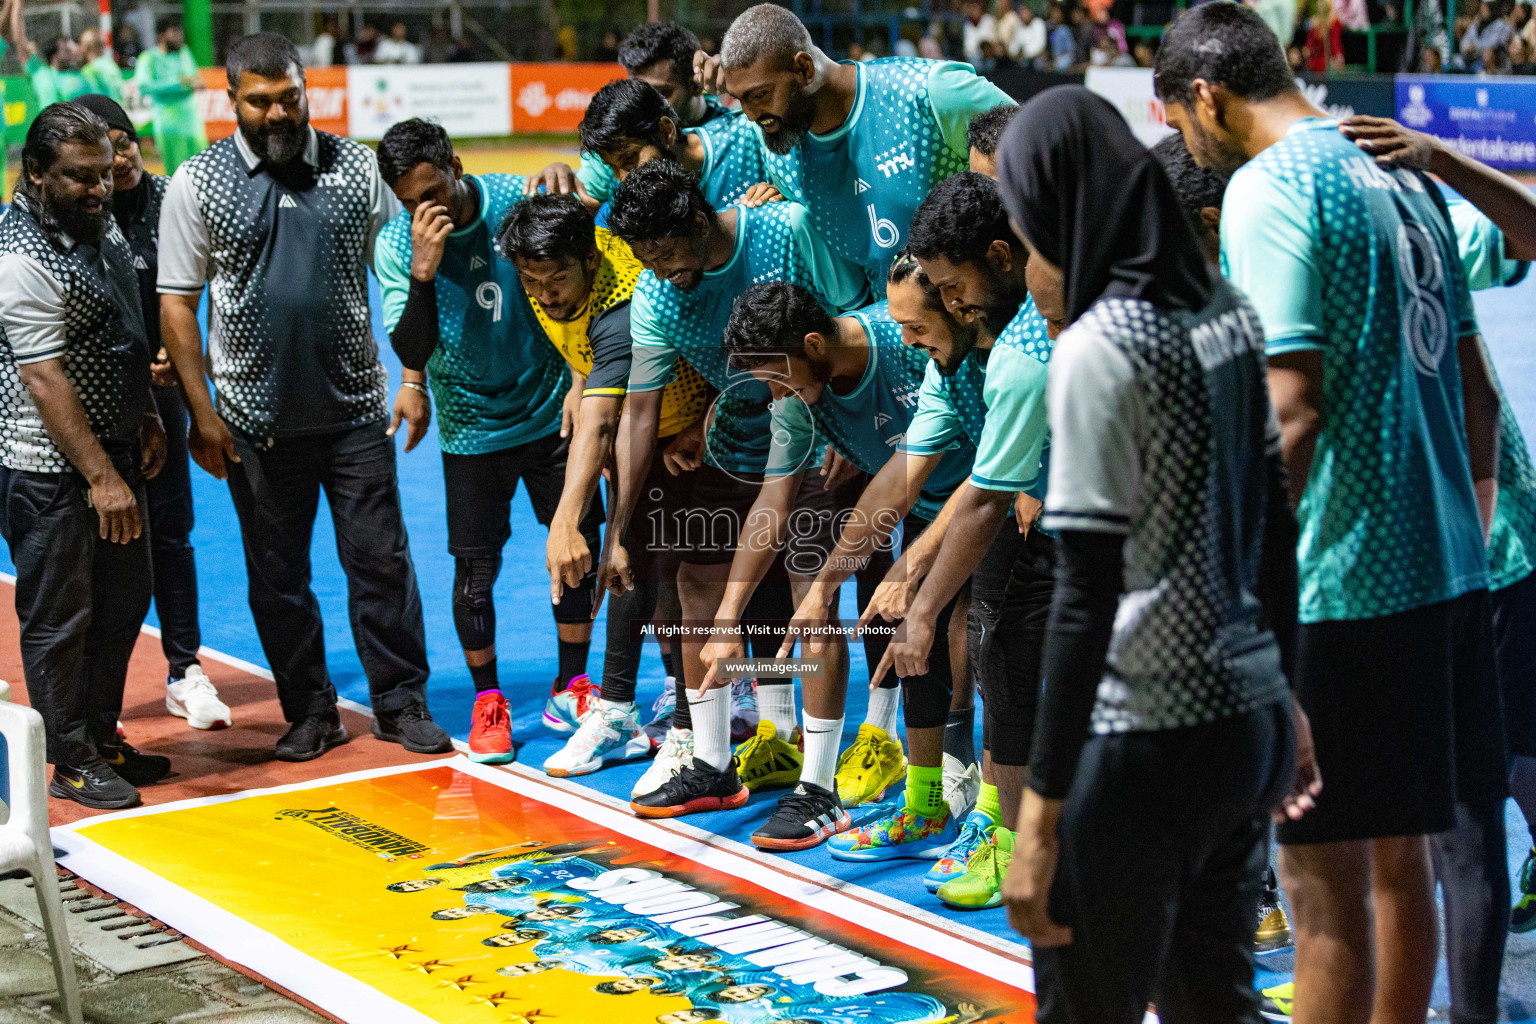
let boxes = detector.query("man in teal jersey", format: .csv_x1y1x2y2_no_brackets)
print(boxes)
133,22,206,174
698,282,974,853
1157,7,1505,1022
707,3,1014,297
526,22,731,206
578,78,783,211
78,29,124,102
374,119,602,767
602,160,867,819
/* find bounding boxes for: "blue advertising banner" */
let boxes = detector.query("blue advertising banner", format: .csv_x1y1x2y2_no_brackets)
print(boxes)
1396,74,1536,171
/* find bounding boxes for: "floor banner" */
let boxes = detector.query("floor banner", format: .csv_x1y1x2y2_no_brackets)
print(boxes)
53,758,1037,1024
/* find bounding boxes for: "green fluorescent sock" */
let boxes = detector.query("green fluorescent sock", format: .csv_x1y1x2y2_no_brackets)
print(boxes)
975,782,1001,824
906,763,946,819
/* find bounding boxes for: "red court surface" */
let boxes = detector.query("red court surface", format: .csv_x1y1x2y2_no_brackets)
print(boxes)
0,580,445,827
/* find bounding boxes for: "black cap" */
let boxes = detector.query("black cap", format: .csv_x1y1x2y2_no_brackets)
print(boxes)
72,93,137,140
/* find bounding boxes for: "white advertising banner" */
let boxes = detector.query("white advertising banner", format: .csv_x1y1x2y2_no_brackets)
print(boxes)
1085,66,1174,147
346,62,512,140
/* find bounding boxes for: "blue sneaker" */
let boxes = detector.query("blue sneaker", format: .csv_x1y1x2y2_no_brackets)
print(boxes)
827,803,957,862
923,811,994,891
542,674,596,734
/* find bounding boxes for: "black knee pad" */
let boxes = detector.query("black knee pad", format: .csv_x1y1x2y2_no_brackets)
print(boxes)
452,554,502,651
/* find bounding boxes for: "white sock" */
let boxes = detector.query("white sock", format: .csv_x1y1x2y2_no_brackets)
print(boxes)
759,682,797,736
599,698,635,716
688,687,732,771
865,685,900,737
802,713,844,794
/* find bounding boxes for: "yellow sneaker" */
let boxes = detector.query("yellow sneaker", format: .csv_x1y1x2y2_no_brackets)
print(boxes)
834,724,906,806
732,720,803,793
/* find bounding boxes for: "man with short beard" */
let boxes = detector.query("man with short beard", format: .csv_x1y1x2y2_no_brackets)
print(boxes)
157,33,450,763
705,3,1014,296
0,102,168,809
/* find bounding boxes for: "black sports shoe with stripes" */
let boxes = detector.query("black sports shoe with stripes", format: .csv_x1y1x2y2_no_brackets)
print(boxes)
751,782,851,852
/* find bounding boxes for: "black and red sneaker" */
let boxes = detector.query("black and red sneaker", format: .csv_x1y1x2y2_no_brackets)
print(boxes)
630,760,748,818
751,782,850,852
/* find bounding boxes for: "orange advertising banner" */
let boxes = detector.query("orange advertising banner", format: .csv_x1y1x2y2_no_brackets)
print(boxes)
197,65,348,141
510,62,625,133
56,759,1038,1024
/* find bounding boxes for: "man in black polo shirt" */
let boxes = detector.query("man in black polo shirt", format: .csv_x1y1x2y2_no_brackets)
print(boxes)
0,102,169,808
157,33,450,762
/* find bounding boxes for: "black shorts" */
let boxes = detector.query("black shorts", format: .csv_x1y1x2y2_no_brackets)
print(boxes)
638,463,762,567
1493,570,1536,758
783,466,872,579
1278,590,1504,845
441,431,603,558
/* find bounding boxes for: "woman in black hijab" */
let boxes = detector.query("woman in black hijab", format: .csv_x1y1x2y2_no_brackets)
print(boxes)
991,86,1312,1024
997,85,1213,325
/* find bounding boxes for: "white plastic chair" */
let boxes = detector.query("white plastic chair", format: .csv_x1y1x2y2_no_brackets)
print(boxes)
0,690,83,1024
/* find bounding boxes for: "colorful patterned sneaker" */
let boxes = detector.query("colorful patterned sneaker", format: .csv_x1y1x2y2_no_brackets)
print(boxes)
1255,898,1293,952
642,680,677,750
543,703,650,777
633,727,693,799
834,724,907,806
827,802,957,862
733,720,803,792
631,759,749,818
942,753,981,821
937,826,1013,909
751,782,851,852
923,811,994,892
1258,981,1294,1022
468,690,515,764
542,674,596,734
730,678,760,744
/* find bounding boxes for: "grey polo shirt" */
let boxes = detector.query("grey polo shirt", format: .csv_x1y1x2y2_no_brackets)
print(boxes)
0,193,151,472
157,126,401,440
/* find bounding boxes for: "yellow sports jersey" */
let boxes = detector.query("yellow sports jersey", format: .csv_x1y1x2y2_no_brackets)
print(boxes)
528,227,706,439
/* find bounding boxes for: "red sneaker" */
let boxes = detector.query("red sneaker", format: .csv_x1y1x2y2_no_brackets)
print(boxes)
468,691,514,764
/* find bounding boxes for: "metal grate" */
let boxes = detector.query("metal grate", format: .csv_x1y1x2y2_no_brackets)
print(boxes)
0,875,200,975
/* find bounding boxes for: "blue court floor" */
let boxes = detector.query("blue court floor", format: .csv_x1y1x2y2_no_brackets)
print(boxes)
7,273,1536,1017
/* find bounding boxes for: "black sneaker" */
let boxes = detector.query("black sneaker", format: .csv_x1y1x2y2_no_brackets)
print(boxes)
49,761,141,809
276,712,350,762
99,741,172,787
372,704,452,753
751,782,851,852
630,760,749,818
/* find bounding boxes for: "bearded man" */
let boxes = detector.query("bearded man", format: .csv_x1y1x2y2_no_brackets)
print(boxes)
157,33,450,764
0,102,168,808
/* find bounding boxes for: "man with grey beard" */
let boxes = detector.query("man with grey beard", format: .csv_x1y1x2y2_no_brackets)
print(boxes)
0,102,167,808
699,3,1013,297
157,32,451,764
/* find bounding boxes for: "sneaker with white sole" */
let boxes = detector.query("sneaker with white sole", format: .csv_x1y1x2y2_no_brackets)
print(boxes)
166,666,232,730
642,679,677,750
942,753,982,821
543,704,650,778
632,727,693,798
729,678,760,743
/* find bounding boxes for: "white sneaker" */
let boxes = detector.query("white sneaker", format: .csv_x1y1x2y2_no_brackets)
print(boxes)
632,727,693,798
166,666,232,730
543,703,649,778
942,753,981,821
729,678,760,743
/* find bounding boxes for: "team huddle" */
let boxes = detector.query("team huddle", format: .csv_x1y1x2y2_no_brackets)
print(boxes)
3,0,1534,1020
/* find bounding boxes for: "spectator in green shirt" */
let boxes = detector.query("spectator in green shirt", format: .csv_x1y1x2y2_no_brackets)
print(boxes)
24,33,93,107
80,28,125,103
133,21,206,174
